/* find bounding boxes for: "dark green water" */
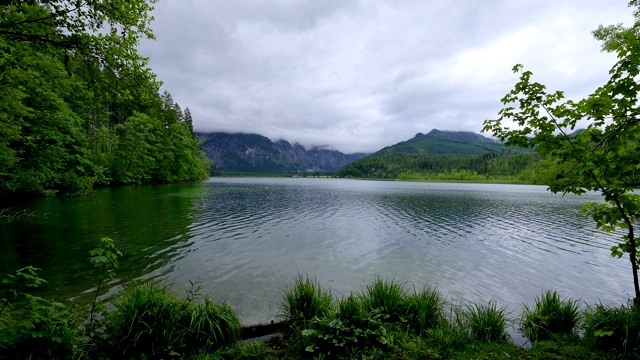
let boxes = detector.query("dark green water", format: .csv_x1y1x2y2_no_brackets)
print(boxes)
0,178,631,329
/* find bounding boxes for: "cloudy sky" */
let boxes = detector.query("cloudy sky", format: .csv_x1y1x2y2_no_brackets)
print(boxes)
138,0,634,154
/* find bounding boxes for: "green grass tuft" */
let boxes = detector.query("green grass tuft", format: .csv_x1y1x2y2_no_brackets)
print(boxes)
582,302,640,356
362,276,408,322
281,274,334,327
101,281,240,358
405,285,444,333
520,290,581,342
461,300,510,343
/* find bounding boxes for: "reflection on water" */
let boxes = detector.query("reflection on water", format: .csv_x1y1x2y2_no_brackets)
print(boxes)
0,178,632,329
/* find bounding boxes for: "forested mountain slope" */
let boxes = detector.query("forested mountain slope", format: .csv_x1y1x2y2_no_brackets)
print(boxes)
339,129,539,180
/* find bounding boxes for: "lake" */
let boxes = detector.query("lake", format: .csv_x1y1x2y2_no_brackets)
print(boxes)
0,178,632,330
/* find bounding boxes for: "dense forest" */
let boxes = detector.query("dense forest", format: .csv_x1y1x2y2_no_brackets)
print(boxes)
0,1,209,196
338,151,553,183
337,130,556,183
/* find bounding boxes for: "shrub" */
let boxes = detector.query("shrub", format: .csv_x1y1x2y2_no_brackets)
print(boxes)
281,275,334,327
101,281,240,358
520,290,581,342
0,295,81,359
582,302,640,355
0,266,82,359
461,300,509,343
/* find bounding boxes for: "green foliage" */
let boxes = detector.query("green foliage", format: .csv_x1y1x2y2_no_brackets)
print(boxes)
582,303,640,355
0,266,80,359
101,281,240,358
361,276,408,323
0,1,209,196
88,237,121,326
405,285,445,333
301,309,394,356
281,275,334,328
482,1,640,302
520,290,581,343
341,150,540,181
460,300,510,343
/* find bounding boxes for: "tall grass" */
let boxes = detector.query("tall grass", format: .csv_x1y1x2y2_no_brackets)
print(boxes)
582,302,640,355
101,281,240,358
281,274,334,326
405,285,444,333
461,300,510,343
520,290,581,342
362,276,408,322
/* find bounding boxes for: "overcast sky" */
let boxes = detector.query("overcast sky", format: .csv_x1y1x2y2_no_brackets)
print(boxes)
138,0,634,154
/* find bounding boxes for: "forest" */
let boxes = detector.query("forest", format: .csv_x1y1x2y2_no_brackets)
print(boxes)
0,1,209,196
338,151,557,184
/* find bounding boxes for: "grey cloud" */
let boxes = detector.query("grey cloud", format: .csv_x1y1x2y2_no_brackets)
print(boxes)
138,0,632,154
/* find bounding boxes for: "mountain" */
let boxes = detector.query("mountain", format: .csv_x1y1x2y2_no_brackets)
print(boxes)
375,129,504,156
339,129,534,178
197,132,367,173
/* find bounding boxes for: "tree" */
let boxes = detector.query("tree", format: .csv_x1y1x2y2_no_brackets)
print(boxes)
483,1,640,303
0,0,156,79
184,107,194,135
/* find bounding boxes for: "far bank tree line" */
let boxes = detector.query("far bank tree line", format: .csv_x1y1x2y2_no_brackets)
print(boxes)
0,1,209,196
338,151,553,183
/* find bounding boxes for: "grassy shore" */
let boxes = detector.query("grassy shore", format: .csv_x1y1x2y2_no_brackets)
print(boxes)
2,272,639,359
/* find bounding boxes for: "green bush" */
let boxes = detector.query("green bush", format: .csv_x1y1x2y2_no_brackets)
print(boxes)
461,300,509,343
0,295,81,359
0,266,82,359
520,290,581,342
281,275,334,327
582,302,640,355
101,281,240,358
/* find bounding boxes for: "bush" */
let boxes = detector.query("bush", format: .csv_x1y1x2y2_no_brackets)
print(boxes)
582,302,640,355
520,290,581,342
0,266,82,359
0,295,81,359
101,281,240,358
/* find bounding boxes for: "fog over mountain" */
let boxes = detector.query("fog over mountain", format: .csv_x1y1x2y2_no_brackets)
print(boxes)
140,0,632,153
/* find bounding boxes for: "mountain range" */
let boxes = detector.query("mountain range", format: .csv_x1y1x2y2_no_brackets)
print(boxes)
197,132,367,173
197,129,519,175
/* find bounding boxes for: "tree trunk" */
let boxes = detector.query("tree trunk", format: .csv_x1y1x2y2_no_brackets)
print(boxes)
629,227,640,306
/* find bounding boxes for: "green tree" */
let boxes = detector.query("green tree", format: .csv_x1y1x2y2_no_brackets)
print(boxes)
483,1,640,303
184,107,194,135
0,0,156,79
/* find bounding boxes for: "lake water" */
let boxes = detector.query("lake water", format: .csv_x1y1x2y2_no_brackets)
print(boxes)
0,178,632,332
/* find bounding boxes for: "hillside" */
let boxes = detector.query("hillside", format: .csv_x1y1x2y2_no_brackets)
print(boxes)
198,132,367,173
375,129,504,156
339,129,536,179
